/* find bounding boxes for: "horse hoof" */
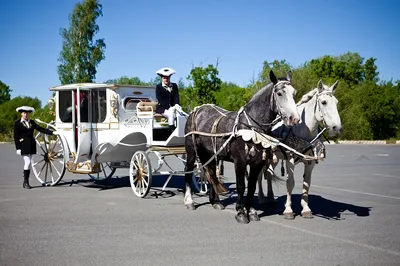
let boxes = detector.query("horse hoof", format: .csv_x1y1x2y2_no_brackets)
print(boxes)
185,203,196,210
283,212,295,220
249,213,260,221
235,214,249,224
302,211,314,219
212,203,225,210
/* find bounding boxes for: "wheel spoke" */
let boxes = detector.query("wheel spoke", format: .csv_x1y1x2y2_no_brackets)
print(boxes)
38,161,46,177
35,138,46,154
50,161,61,177
49,163,55,183
32,158,45,167
101,163,107,177
142,177,148,187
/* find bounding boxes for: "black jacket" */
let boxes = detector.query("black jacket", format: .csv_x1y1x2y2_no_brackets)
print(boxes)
14,120,53,155
155,83,180,114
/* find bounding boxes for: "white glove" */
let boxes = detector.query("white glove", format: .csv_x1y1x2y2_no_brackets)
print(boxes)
174,104,182,111
16,149,21,155
52,131,59,135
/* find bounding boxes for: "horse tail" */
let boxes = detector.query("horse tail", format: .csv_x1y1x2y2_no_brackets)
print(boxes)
205,166,227,194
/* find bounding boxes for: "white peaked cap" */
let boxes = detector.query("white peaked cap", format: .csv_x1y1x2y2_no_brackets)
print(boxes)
16,106,35,113
156,67,176,77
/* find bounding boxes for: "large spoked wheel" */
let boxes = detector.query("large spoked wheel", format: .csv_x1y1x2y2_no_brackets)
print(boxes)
129,151,152,198
31,132,67,186
88,162,116,181
192,163,208,195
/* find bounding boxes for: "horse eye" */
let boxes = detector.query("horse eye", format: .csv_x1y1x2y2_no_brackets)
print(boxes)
277,92,283,96
321,100,327,105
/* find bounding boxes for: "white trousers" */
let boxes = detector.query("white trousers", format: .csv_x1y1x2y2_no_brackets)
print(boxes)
163,107,176,126
22,155,32,170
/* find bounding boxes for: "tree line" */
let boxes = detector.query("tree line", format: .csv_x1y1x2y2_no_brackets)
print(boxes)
1,0,399,141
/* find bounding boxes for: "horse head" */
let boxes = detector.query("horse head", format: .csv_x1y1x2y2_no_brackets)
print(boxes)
315,80,342,138
269,70,300,127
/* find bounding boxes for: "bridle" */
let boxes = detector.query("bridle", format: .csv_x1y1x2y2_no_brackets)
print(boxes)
244,80,294,130
313,90,334,127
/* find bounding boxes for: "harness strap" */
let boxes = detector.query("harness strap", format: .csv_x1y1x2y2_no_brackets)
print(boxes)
211,115,225,134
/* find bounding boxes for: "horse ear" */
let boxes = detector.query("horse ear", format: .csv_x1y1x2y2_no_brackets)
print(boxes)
269,70,278,84
317,80,324,93
286,70,292,82
331,80,339,93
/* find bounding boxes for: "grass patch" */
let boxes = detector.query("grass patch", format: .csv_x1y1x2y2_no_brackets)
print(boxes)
386,138,397,144
0,131,13,142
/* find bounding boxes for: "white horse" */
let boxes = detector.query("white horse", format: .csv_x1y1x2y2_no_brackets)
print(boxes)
258,80,342,219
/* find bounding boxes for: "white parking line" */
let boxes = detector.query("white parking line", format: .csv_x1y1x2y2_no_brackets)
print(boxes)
218,208,400,257
312,184,400,200
372,173,400,179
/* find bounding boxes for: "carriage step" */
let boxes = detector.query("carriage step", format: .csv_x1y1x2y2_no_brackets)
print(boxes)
151,146,186,155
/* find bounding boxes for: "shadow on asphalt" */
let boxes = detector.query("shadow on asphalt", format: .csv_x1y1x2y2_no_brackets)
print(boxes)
54,177,371,219
55,175,236,200
256,194,372,220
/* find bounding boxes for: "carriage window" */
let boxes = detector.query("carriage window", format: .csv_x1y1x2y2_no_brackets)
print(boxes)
92,90,107,123
58,90,90,123
123,97,151,111
59,91,73,123
79,91,89,123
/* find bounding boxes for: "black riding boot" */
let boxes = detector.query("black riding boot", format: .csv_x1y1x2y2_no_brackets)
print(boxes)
23,170,32,189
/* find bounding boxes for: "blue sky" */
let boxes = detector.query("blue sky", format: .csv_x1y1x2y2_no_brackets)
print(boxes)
1,0,399,106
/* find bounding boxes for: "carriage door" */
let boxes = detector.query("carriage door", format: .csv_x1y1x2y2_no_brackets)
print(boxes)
74,88,92,163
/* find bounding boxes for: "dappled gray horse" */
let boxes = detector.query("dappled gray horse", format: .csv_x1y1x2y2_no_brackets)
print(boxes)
184,70,300,224
258,80,342,219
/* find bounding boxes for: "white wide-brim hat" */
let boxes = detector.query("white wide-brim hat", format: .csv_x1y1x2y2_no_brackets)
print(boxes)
16,106,35,113
156,67,176,77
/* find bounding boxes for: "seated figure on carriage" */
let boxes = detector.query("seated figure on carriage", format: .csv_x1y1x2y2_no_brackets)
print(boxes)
155,67,183,132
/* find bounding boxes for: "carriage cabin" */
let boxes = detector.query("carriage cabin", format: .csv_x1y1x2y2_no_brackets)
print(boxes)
48,83,186,172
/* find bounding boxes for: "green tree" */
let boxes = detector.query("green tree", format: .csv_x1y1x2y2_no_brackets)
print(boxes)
214,82,251,111
58,0,106,84
258,60,292,87
186,64,222,106
364,57,379,82
361,81,400,139
0,97,42,133
105,76,149,86
0,80,12,105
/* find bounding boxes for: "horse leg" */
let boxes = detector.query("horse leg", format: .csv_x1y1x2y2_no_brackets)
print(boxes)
246,163,264,221
257,166,266,204
258,163,278,205
234,158,249,224
184,150,196,210
207,162,225,210
301,161,316,219
283,156,295,220
266,161,279,204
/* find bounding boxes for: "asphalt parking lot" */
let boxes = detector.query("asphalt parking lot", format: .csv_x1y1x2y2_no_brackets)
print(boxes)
1,143,399,266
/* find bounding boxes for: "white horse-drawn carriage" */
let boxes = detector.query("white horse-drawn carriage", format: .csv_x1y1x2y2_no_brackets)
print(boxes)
31,83,206,197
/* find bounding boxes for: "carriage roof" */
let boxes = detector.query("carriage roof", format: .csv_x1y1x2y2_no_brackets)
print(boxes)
49,83,155,92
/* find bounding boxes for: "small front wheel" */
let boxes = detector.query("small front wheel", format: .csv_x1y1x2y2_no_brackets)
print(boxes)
88,162,116,181
129,151,152,198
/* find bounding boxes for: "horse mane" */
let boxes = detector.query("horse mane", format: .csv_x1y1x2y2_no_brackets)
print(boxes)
296,88,317,106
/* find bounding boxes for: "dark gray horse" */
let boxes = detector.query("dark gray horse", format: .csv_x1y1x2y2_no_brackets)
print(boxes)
183,70,300,223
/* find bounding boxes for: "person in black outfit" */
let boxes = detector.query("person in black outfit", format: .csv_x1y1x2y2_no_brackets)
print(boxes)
155,67,180,130
14,106,57,189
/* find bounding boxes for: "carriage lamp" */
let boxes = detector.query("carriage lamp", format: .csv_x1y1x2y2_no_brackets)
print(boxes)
110,98,117,108
110,95,118,118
